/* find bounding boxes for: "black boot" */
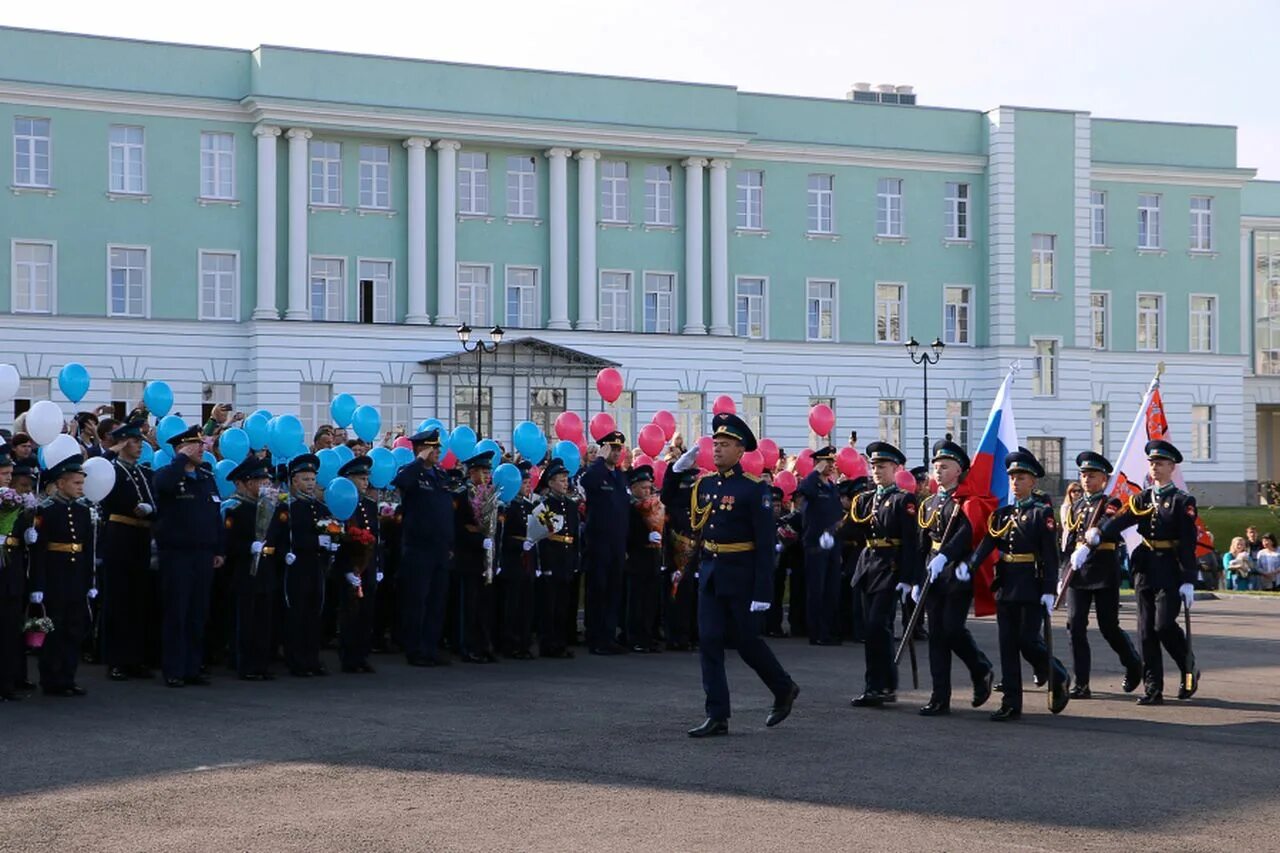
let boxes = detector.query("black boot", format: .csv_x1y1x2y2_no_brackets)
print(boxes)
687,718,729,738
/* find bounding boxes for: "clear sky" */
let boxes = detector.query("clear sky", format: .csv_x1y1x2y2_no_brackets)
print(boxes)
5,0,1277,178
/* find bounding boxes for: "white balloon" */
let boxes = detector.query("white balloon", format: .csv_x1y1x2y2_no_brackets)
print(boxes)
26,400,64,447
0,365,18,404
82,457,115,503
42,434,80,470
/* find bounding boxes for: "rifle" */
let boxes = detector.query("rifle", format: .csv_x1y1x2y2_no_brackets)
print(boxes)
894,492,965,681
1053,494,1109,610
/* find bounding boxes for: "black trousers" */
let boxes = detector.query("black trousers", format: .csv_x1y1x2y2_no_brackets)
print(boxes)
159,549,215,681
861,588,898,693
665,570,697,645
398,546,450,661
502,570,534,654
585,548,624,650
625,572,660,649
804,546,842,643
995,601,1068,711
234,582,274,677
206,562,235,666
100,527,151,670
698,569,791,720
538,576,572,655
1135,585,1189,693
338,575,376,668
457,572,494,656
39,586,88,690
924,584,992,703
1067,585,1140,686
788,554,807,636
282,559,324,674
0,595,25,693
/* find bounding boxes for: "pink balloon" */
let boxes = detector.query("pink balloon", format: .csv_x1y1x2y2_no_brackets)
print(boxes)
392,436,414,451
637,423,665,457
633,453,654,471
758,438,779,470
774,470,797,499
836,447,861,478
795,448,815,478
741,449,764,476
529,465,542,492
653,459,668,489
895,468,918,491
554,411,584,442
595,368,624,404
696,436,714,471
440,451,457,470
589,412,616,442
652,410,677,441
808,403,835,439
712,395,736,416
847,451,868,480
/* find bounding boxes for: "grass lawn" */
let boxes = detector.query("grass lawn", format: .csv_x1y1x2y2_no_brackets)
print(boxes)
1199,506,1280,550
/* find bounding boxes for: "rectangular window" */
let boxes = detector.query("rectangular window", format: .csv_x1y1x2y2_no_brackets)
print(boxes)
944,182,969,240
600,161,629,223
1189,196,1213,252
458,152,489,215
309,140,342,206
201,383,235,426
108,246,147,317
1138,193,1162,249
506,155,537,218
1254,232,1280,375
358,259,393,324
875,283,904,343
457,264,491,326
108,125,145,194
807,174,834,234
1025,436,1064,496
1137,294,1163,352
199,251,237,321
1090,190,1107,247
12,241,54,314
737,170,763,230
1190,405,1213,461
809,396,835,448
876,178,903,237
200,131,235,200
943,285,971,345
358,144,391,209
878,399,902,448
531,389,567,444
309,257,344,322
743,394,765,440
643,165,673,226
607,390,635,449
380,385,412,437
642,272,674,333
945,400,971,453
806,279,835,342
600,271,631,332
505,266,539,329
14,378,50,419
454,387,492,438
1090,292,1109,350
299,383,333,440
1189,295,1215,353
13,117,51,188
677,391,704,446
1032,338,1057,397
1090,402,1107,456
114,380,147,422
1031,234,1056,292
735,277,765,339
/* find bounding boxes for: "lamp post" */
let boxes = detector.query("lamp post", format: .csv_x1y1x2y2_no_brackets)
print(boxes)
905,336,945,465
456,323,504,434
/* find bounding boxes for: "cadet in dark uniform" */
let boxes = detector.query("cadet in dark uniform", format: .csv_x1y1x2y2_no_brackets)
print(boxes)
659,464,699,650
1061,451,1143,698
335,456,379,674
836,476,871,642
392,429,455,667
0,454,30,700
968,448,1071,720
772,497,805,637
914,440,994,716
684,413,798,738
848,442,920,707
153,426,226,688
220,456,276,680
624,464,663,653
498,462,536,659
1092,440,1200,704
28,455,96,697
532,458,578,658
580,431,630,655
796,446,844,646
454,450,497,663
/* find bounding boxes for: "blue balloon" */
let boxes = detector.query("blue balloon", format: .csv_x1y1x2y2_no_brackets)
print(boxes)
57,362,90,405
143,381,173,417
214,459,237,499
512,420,548,463
492,462,522,503
333,444,354,466
36,447,45,470
351,405,381,443
202,451,217,468
553,440,582,477
157,415,187,444
251,409,273,421
219,427,250,463
418,418,444,435
268,415,304,459
475,438,502,463
449,426,477,461
368,447,397,489
392,446,414,469
243,412,270,451
325,476,359,521
330,393,357,429
154,447,175,468
316,448,340,488
139,442,155,467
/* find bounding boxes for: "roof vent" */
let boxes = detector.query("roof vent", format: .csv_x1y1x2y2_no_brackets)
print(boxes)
846,83,917,105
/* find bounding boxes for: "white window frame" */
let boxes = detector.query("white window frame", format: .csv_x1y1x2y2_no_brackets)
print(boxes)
874,281,905,344
600,161,629,223
876,177,903,238
1136,292,1164,352
643,165,673,226
1031,337,1059,398
945,182,969,241
108,125,146,195
1189,293,1217,354
742,394,765,439
299,383,333,441
1031,233,1056,293
506,155,537,219
677,391,705,445
309,140,342,206
358,144,391,210
1089,190,1107,247
1090,290,1110,351
457,262,494,327
945,399,971,453
198,249,239,321
806,278,837,342
1090,402,1107,456
106,244,150,318
1190,404,1214,462
807,174,834,234
379,385,412,437
599,269,632,333
734,275,767,340
737,170,764,230
357,257,395,324
878,399,903,448
199,131,235,200
458,151,489,216
10,239,56,315
1189,196,1214,252
642,270,676,334
308,255,346,322
13,117,52,188
504,264,540,329
942,284,972,346
1138,193,1162,249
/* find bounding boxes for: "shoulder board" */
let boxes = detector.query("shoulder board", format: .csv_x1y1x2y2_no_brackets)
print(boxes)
743,472,762,483
223,498,241,511
38,498,55,509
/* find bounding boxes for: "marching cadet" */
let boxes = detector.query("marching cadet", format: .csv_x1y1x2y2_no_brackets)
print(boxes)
454,450,498,663
392,429,454,667
27,454,96,697
624,464,663,654
497,462,536,660
153,426,225,689
532,458,578,658
913,440,994,716
221,456,276,681
1061,451,1143,698
968,448,1071,721
848,442,920,708
581,430,630,656
1087,440,1200,705
659,462,699,651
335,456,379,674
798,446,844,646
682,413,798,738
0,454,29,701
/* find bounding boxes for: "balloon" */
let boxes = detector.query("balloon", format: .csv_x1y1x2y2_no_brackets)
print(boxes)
712,395,736,416
741,450,764,477
440,450,458,470
475,438,502,462
41,434,80,470
392,436,414,451
316,448,340,487
847,451,868,480
57,362,90,404
449,425,477,461
325,476,359,521
595,367,623,404
836,447,862,479
351,405,381,443
418,418,444,435
202,451,217,469
695,436,714,472
156,414,187,445
329,393,357,428
758,438,779,471
368,447,396,489
244,412,270,451
392,446,414,469
139,442,155,467
808,403,835,439
25,400,63,446
219,427,250,463
633,453,654,469
268,415,304,459
637,423,665,458
795,448,815,478
251,409,273,421
554,411,583,442
81,456,116,503
213,459,237,499
528,465,542,492
513,421,548,462
154,447,174,468
588,412,616,442
142,381,173,418
333,444,354,466
775,470,797,499
651,410,677,441
895,468,918,491
492,462,522,503
0,364,18,403
652,459,667,489
552,440,581,477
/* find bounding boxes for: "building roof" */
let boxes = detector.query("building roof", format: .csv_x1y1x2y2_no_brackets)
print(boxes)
419,337,619,378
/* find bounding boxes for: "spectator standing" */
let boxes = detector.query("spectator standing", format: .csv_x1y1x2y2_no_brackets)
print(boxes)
1223,537,1256,591
1255,533,1280,591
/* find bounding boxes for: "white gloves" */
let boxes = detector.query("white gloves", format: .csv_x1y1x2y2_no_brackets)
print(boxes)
818,531,835,551
774,542,783,554
250,541,265,555
88,588,98,600
910,584,922,603
927,554,946,582
522,540,534,551
671,570,682,584
1085,527,1101,548
1070,545,1090,571
648,531,662,544
29,591,43,604
318,534,331,548
285,552,297,566
749,601,770,612
482,538,494,551
954,561,971,583
672,447,700,473
375,572,384,582
895,582,912,602
136,503,153,516
328,542,341,552
1040,594,1055,613
345,572,361,587
1179,583,1195,609
24,528,37,545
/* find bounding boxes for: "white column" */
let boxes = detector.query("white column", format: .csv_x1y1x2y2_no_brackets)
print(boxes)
575,150,600,331
708,158,731,336
434,140,461,327
284,128,312,321
403,137,432,325
682,157,707,335
546,147,572,330
252,125,281,320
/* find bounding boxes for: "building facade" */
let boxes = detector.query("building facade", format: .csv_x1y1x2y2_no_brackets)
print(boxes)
2,27,1276,502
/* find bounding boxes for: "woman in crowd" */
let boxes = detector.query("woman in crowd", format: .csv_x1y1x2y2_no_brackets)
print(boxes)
1254,533,1280,591
1223,536,1257,591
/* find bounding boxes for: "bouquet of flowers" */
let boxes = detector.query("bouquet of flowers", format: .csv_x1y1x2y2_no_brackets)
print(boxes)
378,501,399,520
341,525,377,597
0,488,36,513
23,611,53,649
250,483,280,578
316,518,344,537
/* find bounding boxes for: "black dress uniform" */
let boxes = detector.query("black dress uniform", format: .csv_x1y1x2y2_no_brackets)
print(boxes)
266,455,334,677
334,457,380,674
836,477,871,642
453,451,497,663
580,432,630,654
969,449,1071,719
0,458,33,700
624,465,663,653
153,428,225,687
498,464,535,659
796,448,844,645
1098,440,1200,703
533,459,578,658
1062,451,1142,697
659,467,700,649
848,443,921,706
220,457,275,680
392,430,455,666
772,505,805,636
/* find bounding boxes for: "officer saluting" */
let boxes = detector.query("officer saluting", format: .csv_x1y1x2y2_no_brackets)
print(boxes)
581,430,630,655
796,445,844,646
392,429,454,667
683,413,798,738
